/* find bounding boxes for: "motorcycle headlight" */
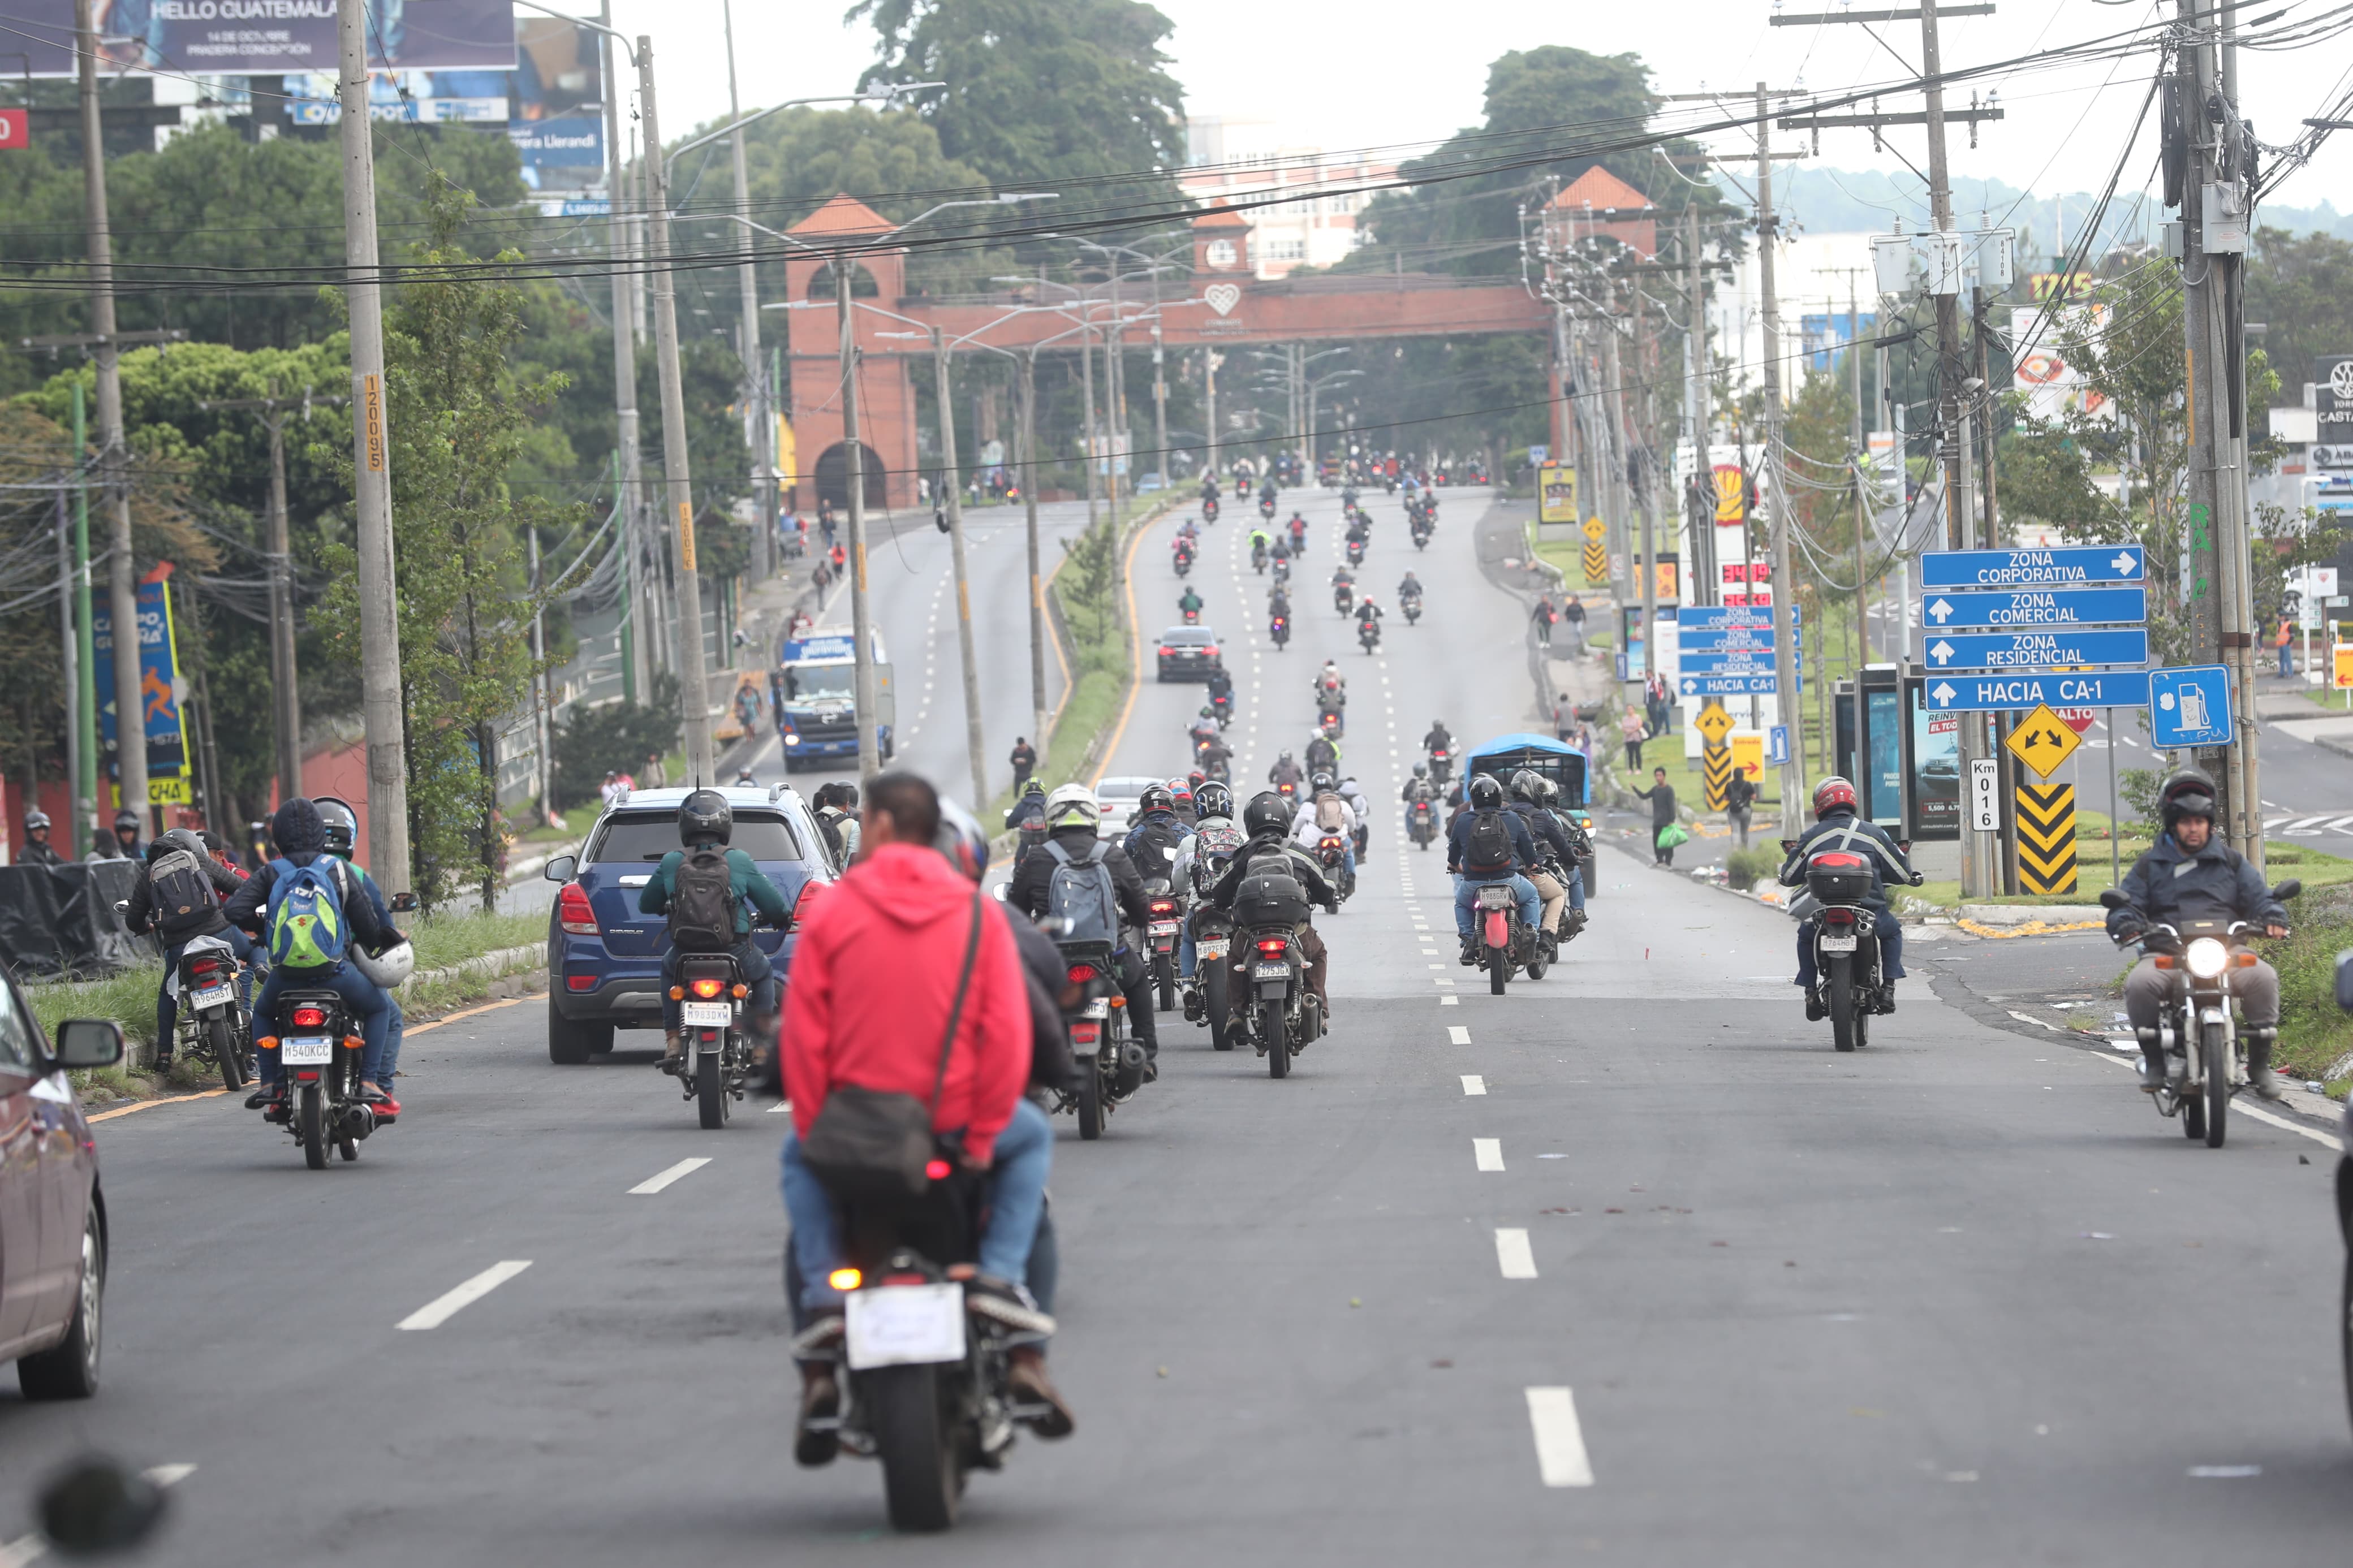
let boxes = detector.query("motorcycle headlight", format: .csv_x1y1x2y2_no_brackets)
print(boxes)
2185,938,2230,980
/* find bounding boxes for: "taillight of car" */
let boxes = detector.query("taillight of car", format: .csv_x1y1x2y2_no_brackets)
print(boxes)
558,882,599,936
1158,645,1174,656
291,1006,326,1029
1204,645,1218,657
793,880,826,925
691,977,725,999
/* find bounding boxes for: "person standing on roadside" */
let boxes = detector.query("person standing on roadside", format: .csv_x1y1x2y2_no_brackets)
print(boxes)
1633,766,1679,866
1619,704,1645,771
1530,594,1555,647
1561,593,1587,655
1009,737,1037,791
1725,764,1757,848
2274,616,2293,679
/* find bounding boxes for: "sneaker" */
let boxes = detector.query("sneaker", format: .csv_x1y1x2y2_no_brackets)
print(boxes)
243,1086,275,1110
1804,994,1827,1022
1007,1347,1076,1439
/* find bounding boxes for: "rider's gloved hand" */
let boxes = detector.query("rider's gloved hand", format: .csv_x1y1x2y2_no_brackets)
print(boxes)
2111,919,2145,946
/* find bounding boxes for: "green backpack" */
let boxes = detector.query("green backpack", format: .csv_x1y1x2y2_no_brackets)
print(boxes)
266,856,351,970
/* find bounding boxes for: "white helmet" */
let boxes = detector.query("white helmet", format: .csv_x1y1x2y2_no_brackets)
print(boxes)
351,936,415,990
1044,783,1100,832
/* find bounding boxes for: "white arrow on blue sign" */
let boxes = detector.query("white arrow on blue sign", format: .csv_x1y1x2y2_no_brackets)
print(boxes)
1920,586,2147,628
1923,628,2148,670
1923,670,2152,711
1917,545,2145,589
1679,672,1796,696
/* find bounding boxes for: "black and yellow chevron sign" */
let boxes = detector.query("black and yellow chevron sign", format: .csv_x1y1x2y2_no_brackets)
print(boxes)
1702,742,1733,810
1581,538,1606,585
2016,781,2079,895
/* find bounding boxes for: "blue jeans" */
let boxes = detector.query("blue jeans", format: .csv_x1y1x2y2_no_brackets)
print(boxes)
254,962,393,1087
1178,923,1196,978
1453,874,1540,941
1566,863,1586,912
1794,912,1905,987
781,1097,1055,1314
155,928,255,1051
661,938,777,1031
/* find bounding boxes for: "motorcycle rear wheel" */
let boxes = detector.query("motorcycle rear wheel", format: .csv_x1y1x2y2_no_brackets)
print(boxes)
1828,956,1857,1052
697,1048,730,1130
299,1086,327,1169
866,1363,961,1533
1156,956,1176,1013
1076,1055,1105,1139
1488,944,1507,995
208,1016,244,1091
2203,1020,2229,1148
1206,965,1233,1050
1265,1001,1290,1078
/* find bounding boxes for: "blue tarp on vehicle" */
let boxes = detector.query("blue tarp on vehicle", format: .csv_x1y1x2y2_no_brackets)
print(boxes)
1466,733,1588,807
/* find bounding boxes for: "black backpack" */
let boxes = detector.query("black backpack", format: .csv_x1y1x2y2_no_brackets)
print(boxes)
147,848,219,940
1463,810,1515,875
667,846,738,952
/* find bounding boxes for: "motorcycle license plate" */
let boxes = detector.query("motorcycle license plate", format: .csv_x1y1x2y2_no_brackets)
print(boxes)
1817,934,1859,953
1150,922,1180,938
1081,999,1109,1021
1254,962,1288,978
680,1001,732,1027
281,1036,334,1065
1199,939,1229,960
192,984,233,1009
844,1283,966,1371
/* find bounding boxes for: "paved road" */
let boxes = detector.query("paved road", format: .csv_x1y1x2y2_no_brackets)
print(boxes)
5,486,2347,1565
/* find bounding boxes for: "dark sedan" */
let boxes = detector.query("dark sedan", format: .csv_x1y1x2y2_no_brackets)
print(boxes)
1156,626,1225,682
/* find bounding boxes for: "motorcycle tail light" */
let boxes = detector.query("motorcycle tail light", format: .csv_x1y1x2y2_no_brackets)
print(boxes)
669,986,686,999
691,978,725,999
189,957,221,977
1066,963,1098,984
732,983,749,997
1149,900,1175,915
925,1159,953,1181
827,1268,863,1292
1822,908,1857,926
295,1070,320,1083
557,881,599,936
291,1007,326,1029
1256,937,1289,953
1072,1021,1100,1044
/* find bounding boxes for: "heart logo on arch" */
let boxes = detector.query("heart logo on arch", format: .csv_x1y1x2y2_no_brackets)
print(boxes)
1204,283,1242,317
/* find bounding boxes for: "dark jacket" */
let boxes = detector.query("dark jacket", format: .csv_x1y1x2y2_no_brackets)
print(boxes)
18,836,66,867
1634,781,1678,828
2107,830,2286,941
1725,774,1758,811
1122,810,1191,878
1447,806,1537,878
1423,726,1453,753
1507,800,1576,865
1205,832,1339,913
222,798,386,956
1005,824,1153,931
125,844,242,942
1005,909,1078,1094
1005,793,1046,831
639,844,791,938
1775,809,1916,913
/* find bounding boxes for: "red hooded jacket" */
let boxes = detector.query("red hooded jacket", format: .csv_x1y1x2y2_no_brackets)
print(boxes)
782,842,1032,1164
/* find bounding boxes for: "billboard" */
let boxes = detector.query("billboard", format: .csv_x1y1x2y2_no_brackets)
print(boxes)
91,568,192,804
1800,312,1876,375
2011,304,2112,425
0,0,518,76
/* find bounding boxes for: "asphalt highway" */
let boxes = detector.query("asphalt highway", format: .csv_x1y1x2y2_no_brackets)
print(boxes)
2,486,2346,1565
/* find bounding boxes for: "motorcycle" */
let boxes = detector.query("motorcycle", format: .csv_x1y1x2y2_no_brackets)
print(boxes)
1269,614,1291,649
1231,867,1320,1079
172,932,256,1091
1315,834,1356,902
1428,746,1453,787
1272,555,1291,585
1180,603,1202,626
1252,542,1268,574
1203,496,1221,522
800,1170,1055,1532
1209,690,1234,727
1408,797,1438,852
1237,474,1252,498
1345,538,1366,567
1358,619,1381,654
265,988,384,1168
1259,495,1277,521
1273,777,1300,805
673,946,762,1128
1472,883,1535,996
1411,521,1431,551
1143,878,1184,1013
1316,703,1345,739
1784,841,1920,1053
1174,548,1193,579
1288,522,1307,552
2100,880,2300,1147
1333,583,1354,616
1402,594,1422,625
1053,936,1145,1139
1194,739,1232,783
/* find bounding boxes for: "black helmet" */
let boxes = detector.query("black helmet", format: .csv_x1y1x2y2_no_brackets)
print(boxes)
1412,761,1429,779
1468,775,1504,810
312,794,359,856
1023,777,1044,797
1243,792,1291,838
2158,767,2218,830
113,809,141,831
1509,768,1544,804
148,827,205,863
1310,771,1336,794
1195,780,1235,820
1139,784,1175,814
678,788,734,846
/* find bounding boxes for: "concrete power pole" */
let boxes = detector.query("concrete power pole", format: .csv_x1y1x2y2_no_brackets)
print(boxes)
1755,81,1803,836
637,38,717,782
837,262,882,776
1020,348,1049,751
337,0,413,892
721,0,774,585
74,0,146,828
930,329,992,809
598,0,650,705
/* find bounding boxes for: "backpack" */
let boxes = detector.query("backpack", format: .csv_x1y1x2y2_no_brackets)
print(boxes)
1314,793,1347,832
1042,838,1121,945
813,809,847,867
266,856,350,969
147,848,219,940
667,846,739,953
1464,810,1515,875
1129,816,1186,875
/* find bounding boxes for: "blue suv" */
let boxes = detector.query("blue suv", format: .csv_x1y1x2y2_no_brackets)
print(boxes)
541,785,835,1063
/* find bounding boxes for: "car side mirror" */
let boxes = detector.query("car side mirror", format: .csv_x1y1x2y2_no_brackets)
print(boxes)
2270,879,2303,902
51,1018,124,1070
2098,888,2130,910
542,855,578,883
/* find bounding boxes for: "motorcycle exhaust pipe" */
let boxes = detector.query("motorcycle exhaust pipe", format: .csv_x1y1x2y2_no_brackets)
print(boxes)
1114,1041,1148,1095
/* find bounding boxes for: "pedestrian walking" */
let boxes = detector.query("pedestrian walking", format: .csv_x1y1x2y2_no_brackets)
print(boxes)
1619,705,1645,771
818,496,837,548
1562,593,1587,655
2276,617,2294,678
1725,764,1757,848
641,749,668,790
1530,595,1555,647
1633,767,1680,866
829,542,847,576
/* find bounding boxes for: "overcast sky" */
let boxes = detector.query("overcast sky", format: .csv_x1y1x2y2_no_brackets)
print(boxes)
585,0,2353,217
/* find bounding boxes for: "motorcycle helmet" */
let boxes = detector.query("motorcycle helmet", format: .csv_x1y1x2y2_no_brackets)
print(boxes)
1242,792,1291,839
351,934,415,990
312,794,360,856
1412,761,1428,779
1509,768,1544,804
1166,774,1195,803
1811,776,1858,820
1195,780,1235,820
1310,771,1336,794
678,788,734,846
1139,784,1175,815
1199,706,1217,722
1045,782,1100,832
23,809,49,831
1278,749,1295,765
1532,777,1559,806
2158,767,2218,829
1023,777,1045,798
932,797,990,883
1467,775,1505,810
113,808,141,832
734,767,757,785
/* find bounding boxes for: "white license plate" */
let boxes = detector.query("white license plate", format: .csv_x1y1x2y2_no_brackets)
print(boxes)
1817,933,1859,953
281,1036,334,1065
192,984,233,1009
1479,891,1513,909
1254,962,1289,978
844,1282,966,1370
680,1001,732,1027
1150,921,1179,937
1081,998,1109,1020
1199,939,1229,960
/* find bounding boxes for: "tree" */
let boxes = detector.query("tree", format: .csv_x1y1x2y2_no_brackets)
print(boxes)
2245,226,2353,399
318,182,588,912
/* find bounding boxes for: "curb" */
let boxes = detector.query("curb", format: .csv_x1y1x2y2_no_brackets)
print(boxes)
400,943,544,996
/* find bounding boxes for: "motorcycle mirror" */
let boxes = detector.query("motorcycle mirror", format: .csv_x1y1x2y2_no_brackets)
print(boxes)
2097,888,2130,910
390,891,419,913
1897,841,1912,855
2270,878,2303,902
2336,950,2353,1013
1777,840,1796,853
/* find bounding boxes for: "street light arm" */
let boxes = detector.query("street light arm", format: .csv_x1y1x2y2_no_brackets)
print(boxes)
663,82,949,171
508,0,636,63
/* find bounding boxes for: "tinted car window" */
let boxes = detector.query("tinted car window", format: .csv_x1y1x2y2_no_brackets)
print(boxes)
1162,628,1214,646
0,975,41,1073
588,812,804,864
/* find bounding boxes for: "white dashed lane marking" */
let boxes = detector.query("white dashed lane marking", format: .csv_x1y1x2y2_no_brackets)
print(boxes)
1461,1074,1486,1095
629,1157,712,1194
1525,1387,1596,1487
397,1260,533,1331
1495,1228,1539,1279
1474,1138,1505,1172
1448,1025,1471,1044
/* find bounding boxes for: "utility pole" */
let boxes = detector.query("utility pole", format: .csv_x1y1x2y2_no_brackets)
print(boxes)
53,487,78,834
598,0,650,706
1682,200,1713,605
71,385,96,837
74,0,145,827
837,260,882,776
529,529,554,823
337,0,412,892
1020,347,1049,753
721,0,774,584
1204,347,1219,478
1847,277,1873,683
930,327,992,809
1754,81,1803,835
1151,323,1169,490
638,37,716,782
1080,312,1101,532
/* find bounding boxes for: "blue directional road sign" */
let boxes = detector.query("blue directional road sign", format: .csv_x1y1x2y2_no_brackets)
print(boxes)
1680,671,1800,697
2148,664,2234,748
1677,607,1802,628
1918,545,2145,589
1922,628,2149,671
1678,626,1806,651
1918,586,2148,629
1922,670,2152,712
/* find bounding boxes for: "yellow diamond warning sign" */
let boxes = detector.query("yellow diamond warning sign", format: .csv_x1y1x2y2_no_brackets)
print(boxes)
1582,515,1607,542
2003,703,2082,779
1693,702,1734,744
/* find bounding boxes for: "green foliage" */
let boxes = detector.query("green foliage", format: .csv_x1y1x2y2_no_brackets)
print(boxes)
2244,226,2353,396
2118,767,2162,840
1723,846,1775,892
551,675,681,810
318,181,587,914
692,509,751,582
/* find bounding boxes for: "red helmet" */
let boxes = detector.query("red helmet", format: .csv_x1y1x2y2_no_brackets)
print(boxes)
1811,776,1858,819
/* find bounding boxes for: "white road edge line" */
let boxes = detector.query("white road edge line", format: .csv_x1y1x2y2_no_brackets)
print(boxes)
397,1260,534,1331
2086,1053,2339,1148
1462,1074,1487,1095
1475,1137,1505,1171
1495,1228,1539,1278
630,1157,713,1195
1524,1387,1596,1487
